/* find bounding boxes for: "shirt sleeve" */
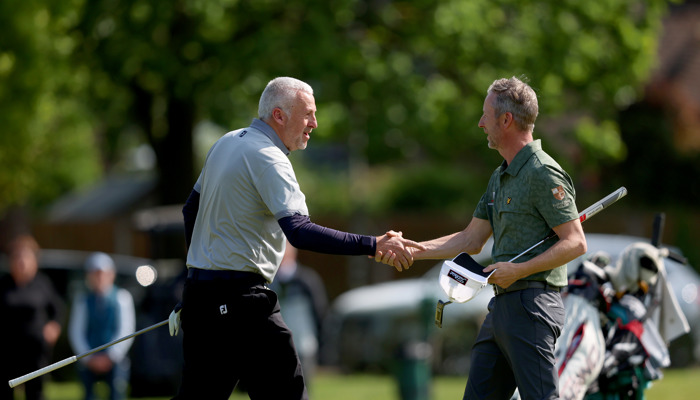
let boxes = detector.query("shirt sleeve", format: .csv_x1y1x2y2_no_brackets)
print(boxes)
278,214,376,255
473,191,491,220
68,294,91,363
106,289,136,363
257,161,309,220
533,165,579,228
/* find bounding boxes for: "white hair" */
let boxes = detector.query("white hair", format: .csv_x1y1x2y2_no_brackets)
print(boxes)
258,77,314,121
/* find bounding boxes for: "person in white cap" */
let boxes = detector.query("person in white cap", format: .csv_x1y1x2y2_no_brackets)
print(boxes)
68,252,135,400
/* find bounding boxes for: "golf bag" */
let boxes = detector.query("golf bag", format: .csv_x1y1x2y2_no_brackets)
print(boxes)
555,243,683,400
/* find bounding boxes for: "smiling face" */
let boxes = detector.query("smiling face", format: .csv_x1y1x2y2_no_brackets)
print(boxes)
278,90,318,152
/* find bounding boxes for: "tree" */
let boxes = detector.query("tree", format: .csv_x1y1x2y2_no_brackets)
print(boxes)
2,0,677,214
0,0,100,215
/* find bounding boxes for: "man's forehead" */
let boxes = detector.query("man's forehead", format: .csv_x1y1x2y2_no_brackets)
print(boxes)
297,90,315,105
291,92,316,114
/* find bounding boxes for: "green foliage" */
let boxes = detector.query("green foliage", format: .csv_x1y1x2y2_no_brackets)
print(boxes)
374,164,485,216
0,0,678,215
0,0,101,212
575,118,627,163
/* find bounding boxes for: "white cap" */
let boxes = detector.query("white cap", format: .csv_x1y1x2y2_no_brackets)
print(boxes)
438,253,491,303
85,252,115,272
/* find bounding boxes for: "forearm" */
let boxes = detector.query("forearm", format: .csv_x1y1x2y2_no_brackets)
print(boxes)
491,218,587,283
532,218,588,274
517,236,587,277
279,214,376,255
413,231,468,260
414,218,492,260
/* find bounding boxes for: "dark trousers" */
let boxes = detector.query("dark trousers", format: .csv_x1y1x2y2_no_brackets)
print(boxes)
0,375,44,400
172,275,307,400
0,343,48,400
464,288,565,400
77,359,130,400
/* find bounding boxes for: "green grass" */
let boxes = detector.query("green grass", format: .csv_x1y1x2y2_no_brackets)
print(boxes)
25,368,700,400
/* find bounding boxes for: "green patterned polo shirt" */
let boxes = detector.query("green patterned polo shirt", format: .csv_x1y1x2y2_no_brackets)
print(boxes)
473,140,579,286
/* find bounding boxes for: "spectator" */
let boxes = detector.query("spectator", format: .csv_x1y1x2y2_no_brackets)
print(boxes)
68,252,135,400
269,242,328,383
0,235,64,400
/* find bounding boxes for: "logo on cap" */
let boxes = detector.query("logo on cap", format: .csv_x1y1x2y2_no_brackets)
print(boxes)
447,269,468,285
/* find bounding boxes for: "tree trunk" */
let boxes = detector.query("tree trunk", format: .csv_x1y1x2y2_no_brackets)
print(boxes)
156,97,195,205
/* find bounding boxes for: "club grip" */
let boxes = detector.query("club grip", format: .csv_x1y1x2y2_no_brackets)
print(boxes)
8,356,77,388
579,187,627,222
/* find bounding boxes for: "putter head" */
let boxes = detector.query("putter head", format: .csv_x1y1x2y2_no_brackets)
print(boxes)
435,299,452,328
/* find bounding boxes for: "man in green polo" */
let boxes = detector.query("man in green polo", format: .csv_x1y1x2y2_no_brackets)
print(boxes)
377,76,587,400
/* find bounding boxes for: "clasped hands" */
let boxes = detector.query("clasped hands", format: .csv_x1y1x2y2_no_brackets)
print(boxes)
374,230,425,271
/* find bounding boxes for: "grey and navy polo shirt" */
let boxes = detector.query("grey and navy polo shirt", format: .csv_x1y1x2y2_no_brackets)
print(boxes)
186,118,308,283
473,139,579,286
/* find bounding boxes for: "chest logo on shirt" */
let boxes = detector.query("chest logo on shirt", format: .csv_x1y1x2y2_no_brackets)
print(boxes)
507,197,512,205
220,304,228,315
552,185,566,201
239,130,248,137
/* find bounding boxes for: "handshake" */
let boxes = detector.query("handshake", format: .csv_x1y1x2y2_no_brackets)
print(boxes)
373,230,426,272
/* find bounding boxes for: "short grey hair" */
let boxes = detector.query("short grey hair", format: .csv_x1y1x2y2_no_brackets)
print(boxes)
258,77,314,121
487,76,538,132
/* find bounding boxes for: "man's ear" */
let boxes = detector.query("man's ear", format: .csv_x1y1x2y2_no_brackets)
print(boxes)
272,108,286,126
501,112,514,129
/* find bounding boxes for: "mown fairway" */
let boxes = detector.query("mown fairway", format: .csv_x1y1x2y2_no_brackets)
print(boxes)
30,367,700,400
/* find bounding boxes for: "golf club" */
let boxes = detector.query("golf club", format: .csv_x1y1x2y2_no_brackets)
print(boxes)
435,186,628,328
8,319,168,388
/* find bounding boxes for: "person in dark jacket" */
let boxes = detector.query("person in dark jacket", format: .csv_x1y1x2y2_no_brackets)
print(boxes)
0,235,64,400
269,242,328,384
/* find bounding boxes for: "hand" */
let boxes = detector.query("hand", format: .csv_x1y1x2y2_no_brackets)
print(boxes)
43,321,61,346
87,353,113,374
169,303,182,336
374,231,421,268
483,261,519,288
374,230,426,272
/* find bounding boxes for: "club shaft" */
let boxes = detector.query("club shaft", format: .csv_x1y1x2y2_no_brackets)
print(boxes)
76,319,168,360
509,187,627,263
9,319,168,388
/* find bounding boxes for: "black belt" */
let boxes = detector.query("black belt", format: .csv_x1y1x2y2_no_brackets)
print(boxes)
493,280,562,296
187,268,265,286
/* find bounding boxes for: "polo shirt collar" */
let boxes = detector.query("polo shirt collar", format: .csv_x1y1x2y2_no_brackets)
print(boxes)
250,118,290,156
502,139,542,176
